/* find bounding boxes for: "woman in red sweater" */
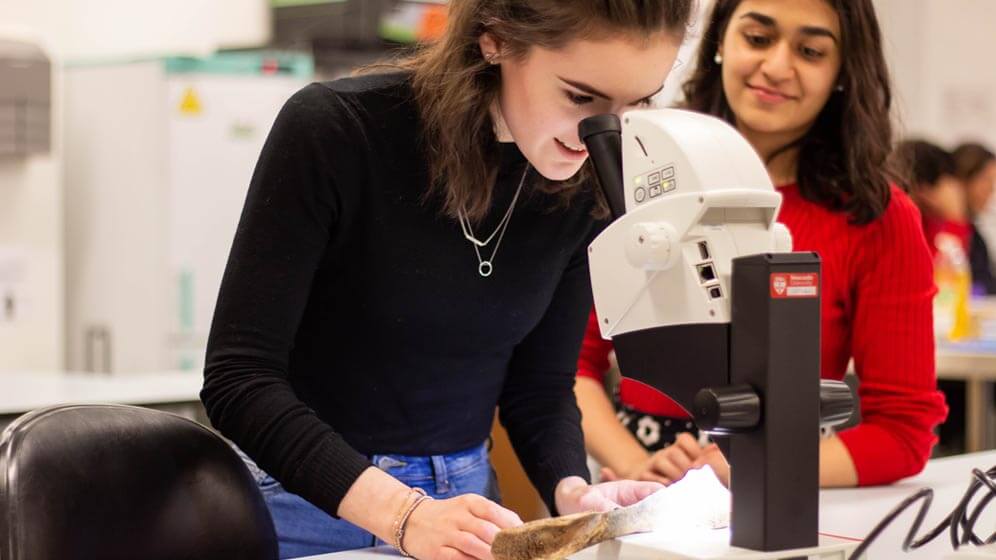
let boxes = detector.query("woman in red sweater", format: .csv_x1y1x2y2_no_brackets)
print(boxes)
576,0,948,488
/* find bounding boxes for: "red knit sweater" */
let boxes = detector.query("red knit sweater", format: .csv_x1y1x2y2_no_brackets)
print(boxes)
578,184,949,485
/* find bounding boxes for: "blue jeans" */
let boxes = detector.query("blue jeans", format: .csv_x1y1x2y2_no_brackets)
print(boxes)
238,442,500,559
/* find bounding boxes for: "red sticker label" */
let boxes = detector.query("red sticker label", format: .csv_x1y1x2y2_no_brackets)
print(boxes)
770,273,819,298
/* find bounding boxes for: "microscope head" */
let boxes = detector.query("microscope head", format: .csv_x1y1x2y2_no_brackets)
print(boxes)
584,109,792,341
620,109,773,209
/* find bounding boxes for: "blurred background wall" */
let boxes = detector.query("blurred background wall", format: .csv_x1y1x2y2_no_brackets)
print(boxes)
0,0,993,370
0,0,270,371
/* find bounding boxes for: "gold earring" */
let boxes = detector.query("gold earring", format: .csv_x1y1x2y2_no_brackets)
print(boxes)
485,52,499,65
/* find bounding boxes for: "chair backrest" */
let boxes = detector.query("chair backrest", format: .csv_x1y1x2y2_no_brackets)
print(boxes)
0,404,278,560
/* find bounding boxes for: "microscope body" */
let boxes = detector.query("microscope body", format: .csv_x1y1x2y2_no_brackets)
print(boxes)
581,110,846,553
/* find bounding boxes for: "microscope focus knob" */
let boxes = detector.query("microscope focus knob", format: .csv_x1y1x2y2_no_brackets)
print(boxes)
693,384,761,434
819,379,854,428
625,222,680,270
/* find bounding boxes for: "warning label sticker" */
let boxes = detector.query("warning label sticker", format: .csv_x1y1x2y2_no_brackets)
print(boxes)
770,272,818,299
179,87,202,116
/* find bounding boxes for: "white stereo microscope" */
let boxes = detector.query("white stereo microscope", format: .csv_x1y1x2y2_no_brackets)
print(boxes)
579,110,855,559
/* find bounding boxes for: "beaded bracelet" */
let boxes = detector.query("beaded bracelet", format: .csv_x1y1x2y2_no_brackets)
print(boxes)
393,488,433,558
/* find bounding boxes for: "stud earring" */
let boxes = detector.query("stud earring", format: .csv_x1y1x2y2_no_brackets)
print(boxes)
835,84,845,92
485,52,499,65
714,52,723,65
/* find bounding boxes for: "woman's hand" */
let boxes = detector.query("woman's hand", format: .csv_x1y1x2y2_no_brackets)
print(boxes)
553,475,664,515
692,443,730,487
599,433,730,487
338,467,521,560
403,493,523,560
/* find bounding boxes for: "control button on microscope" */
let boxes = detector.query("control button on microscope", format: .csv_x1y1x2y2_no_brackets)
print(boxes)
662,166,675,179
662,178,676,192
648,171,661,185
634,187,647,203
649,184,662,198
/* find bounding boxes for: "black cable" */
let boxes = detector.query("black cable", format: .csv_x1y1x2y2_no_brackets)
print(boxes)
961,469,996,546
949,474,980,548
948,468,996,548
847,488,932,559
846,465,996,560
965,489,995,545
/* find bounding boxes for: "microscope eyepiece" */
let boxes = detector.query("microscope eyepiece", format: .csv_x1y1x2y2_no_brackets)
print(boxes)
578,114,626,220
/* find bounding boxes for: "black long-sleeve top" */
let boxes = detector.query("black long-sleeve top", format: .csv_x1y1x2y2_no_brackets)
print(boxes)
201,72,598,517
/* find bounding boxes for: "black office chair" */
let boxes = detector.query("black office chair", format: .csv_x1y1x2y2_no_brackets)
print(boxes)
0,404,278,560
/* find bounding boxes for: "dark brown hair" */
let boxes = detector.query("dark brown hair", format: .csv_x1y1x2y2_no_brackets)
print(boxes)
893,139,955,191
391,0,695,222
953,142,996,183
681,0,895,224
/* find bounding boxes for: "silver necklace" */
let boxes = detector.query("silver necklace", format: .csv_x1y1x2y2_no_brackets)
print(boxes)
457,163,530,277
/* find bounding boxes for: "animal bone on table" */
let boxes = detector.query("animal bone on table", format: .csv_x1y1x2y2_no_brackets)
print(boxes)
491,466,729,560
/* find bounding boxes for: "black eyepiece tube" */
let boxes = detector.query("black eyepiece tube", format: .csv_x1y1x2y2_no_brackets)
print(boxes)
579,114,626,220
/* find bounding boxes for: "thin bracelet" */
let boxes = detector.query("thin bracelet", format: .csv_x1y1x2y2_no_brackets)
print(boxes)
396,494,433,558
395,490,433,558
390,487,423,549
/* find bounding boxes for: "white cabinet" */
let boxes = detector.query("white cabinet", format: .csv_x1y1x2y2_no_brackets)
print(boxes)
64,54,311,373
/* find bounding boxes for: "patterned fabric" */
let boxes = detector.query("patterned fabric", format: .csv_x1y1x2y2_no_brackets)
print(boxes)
614,400,705,452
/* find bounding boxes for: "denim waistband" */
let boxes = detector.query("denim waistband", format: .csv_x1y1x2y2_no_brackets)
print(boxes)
370,441,489,495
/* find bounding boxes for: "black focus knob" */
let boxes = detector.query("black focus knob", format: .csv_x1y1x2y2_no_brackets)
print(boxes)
820,379,854,428
693,384,761,434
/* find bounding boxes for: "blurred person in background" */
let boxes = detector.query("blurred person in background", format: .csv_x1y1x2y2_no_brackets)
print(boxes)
953,142,996,294
893,139,976,453
897,139,970,257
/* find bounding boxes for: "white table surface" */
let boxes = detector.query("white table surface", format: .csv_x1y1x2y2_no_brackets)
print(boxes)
818,451,996,559
0,371,203,415
304,451,996,560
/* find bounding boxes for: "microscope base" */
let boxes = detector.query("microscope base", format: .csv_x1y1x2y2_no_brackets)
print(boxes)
571,530,862,560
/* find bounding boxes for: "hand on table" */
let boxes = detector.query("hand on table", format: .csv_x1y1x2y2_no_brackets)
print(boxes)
599,432,730,487
403,494,522,560
553,475,664,515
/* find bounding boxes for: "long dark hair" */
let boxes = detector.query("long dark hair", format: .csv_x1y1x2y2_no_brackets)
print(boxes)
682,0,895,224
391,0,694,222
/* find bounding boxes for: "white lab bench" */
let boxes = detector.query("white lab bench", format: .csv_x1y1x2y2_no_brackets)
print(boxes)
0,370,205,429
302,451,996,560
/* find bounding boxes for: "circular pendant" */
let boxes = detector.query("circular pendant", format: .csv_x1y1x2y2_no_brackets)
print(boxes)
479,261,493,277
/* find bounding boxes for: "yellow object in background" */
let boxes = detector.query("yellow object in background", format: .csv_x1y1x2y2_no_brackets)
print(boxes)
934,233,974,341
950,268,973,340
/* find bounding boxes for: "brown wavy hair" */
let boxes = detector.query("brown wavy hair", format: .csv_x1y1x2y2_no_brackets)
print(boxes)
681,0,895,225
388,0,694,222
